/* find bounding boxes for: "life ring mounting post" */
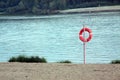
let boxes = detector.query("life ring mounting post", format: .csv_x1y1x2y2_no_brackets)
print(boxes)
79,26,92,64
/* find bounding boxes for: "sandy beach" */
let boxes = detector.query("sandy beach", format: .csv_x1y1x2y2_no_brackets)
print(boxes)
59,5,120,14
0,63,120,80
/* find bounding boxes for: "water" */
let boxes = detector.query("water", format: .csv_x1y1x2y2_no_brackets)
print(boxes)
0,12,120,63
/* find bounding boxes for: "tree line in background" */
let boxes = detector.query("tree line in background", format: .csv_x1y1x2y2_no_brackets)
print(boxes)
0,0,120,15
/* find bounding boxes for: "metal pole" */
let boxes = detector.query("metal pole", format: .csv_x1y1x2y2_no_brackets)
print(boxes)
83,41,86,64
83,25,86,64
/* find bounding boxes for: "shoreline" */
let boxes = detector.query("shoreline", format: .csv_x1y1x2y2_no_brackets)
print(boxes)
58,5,120,14
0,5,120,16
0,63,120,80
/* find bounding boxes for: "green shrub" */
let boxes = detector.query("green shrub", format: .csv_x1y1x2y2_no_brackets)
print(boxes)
8,55,47,63
111,60,120,64
8,57,17,62
57,60,72,63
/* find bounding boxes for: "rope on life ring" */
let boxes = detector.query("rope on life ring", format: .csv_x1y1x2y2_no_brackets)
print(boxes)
79,27,92,42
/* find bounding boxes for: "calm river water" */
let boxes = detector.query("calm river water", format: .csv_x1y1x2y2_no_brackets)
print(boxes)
0,12,120,63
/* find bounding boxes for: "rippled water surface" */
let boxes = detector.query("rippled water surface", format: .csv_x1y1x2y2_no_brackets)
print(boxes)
0,12,120,63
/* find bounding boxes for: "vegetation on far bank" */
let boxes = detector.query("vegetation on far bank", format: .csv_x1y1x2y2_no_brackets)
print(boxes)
0,0,120,15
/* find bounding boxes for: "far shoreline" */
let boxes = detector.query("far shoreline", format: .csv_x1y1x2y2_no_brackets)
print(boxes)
0,5,120,16
58,5,120,14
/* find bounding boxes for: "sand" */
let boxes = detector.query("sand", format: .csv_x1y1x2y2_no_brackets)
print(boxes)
0,63,120,80
59,5,120,14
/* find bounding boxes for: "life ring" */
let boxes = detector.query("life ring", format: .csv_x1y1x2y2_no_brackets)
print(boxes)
79,27,92,42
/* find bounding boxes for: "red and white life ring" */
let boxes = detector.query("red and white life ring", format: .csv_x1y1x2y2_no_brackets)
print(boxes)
79,27,92,42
